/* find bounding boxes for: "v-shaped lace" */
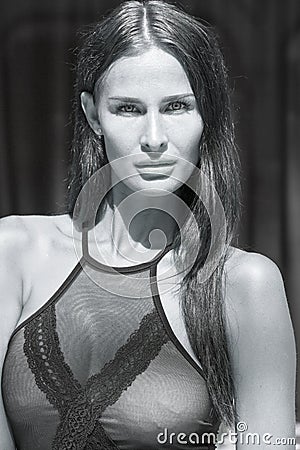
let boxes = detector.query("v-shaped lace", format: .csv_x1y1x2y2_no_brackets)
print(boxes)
24,302,169,450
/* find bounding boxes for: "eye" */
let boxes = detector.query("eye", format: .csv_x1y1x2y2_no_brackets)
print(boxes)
118,104,139,114
166,100,192,113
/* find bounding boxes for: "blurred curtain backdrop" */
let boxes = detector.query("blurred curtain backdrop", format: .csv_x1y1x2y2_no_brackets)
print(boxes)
0,0,299,416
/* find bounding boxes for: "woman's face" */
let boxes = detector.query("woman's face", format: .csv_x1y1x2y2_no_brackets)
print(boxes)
81,47,204,195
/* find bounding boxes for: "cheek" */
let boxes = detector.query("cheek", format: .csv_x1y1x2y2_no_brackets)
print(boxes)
99,113,137,160
175,119,204,163
103,133,135,161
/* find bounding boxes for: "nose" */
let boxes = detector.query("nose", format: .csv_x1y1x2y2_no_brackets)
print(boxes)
140,111,168,154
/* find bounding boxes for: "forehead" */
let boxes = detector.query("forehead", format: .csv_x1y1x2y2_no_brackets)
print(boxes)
98,47,193,99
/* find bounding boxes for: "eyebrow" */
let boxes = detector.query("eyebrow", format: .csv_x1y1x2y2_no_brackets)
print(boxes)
108,93,195,102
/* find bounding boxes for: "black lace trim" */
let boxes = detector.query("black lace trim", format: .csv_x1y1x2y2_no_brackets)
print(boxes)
85,308,170,411
84,421,121,450
24,304,169,450
23,304,82,413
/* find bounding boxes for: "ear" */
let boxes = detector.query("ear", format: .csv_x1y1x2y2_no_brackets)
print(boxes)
80,91,102,136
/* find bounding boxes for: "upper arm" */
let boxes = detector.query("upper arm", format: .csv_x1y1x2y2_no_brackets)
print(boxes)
0,215,29,449
224,251,296,449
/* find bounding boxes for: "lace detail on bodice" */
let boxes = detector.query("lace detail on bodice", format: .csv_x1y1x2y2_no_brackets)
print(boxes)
23,302,170,449
24,304,82,413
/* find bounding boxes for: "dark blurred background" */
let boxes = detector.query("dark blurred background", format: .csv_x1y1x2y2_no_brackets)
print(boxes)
0,0,299,417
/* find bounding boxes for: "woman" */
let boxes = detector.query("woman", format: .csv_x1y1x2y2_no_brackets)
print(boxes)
0,1,296,449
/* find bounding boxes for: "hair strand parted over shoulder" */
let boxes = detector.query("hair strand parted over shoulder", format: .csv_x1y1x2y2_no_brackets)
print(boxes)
67,0,241,427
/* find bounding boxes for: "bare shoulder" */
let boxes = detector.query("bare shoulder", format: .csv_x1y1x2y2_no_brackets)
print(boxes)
0,213,72,255
0,213,74,299
224,246,284,296
223,246,292,339
0,214,32,253
0,215,37,342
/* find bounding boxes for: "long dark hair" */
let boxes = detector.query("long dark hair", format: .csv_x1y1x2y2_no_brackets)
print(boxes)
67,0,241,426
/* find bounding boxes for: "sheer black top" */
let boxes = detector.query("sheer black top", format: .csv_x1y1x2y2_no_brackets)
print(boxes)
2,231,219,449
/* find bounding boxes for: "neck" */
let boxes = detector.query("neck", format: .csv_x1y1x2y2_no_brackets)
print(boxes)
92,181,184,261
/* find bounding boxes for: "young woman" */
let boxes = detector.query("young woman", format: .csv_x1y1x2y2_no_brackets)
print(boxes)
0,1,296,449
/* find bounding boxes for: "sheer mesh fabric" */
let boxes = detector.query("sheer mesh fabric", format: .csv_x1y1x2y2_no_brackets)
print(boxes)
2,248,220,449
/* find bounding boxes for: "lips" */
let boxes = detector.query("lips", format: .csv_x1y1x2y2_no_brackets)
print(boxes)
134,158,177,168
135,160,176,180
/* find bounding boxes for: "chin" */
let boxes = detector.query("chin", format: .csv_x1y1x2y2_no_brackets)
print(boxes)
126,179,183,197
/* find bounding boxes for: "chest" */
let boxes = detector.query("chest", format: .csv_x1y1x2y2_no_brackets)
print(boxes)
17,250,202,372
